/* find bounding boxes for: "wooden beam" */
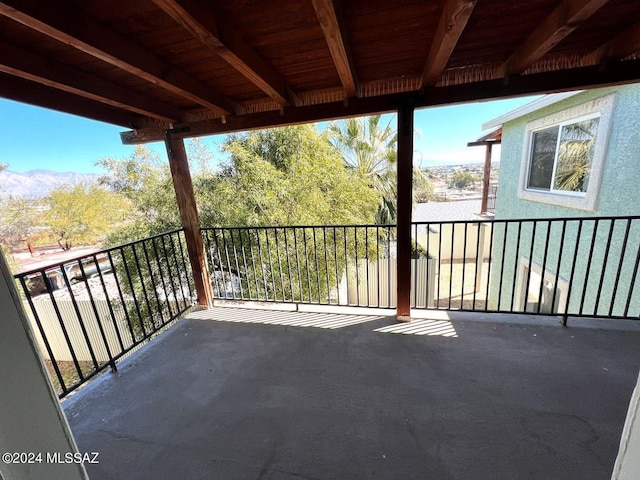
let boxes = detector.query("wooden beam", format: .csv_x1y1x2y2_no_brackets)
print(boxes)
311,0,358,97
0,42,183,123
0,73,141,127
505,0,609,75
164,134,213,308
152,0,292,106
585,21,640,65
396,103,414,321
0,0,237,115
121,58,640,145
422,0,477,87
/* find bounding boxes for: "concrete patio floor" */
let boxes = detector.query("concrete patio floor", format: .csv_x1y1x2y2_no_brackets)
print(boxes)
63,307,640,480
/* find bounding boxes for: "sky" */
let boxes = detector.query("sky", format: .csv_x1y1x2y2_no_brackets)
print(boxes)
0,95,541,174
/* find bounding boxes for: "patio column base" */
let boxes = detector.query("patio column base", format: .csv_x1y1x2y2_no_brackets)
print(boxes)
397,315,411,323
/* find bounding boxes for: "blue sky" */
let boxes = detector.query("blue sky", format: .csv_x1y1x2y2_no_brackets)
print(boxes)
0,95,540,174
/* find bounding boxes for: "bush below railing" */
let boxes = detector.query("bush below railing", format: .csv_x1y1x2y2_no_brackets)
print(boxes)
14,229,196,398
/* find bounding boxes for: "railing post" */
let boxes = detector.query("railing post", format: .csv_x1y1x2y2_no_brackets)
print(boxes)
164,132,214,308
396,102,414,321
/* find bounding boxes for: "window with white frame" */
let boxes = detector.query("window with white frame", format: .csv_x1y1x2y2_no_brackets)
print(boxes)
527,114,599,195
518,94,615,211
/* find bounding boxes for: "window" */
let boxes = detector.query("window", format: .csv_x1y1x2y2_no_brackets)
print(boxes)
518,94,615,211
527,115,599,195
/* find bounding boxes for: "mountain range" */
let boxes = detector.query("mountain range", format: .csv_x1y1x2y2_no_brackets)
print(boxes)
0,169,99,198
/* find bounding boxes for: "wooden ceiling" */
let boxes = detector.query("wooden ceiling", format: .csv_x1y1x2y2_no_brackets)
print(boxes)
1,0,640,144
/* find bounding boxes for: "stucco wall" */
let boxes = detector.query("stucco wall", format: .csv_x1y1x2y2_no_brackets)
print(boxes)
487,86,640,315
495,85,640,219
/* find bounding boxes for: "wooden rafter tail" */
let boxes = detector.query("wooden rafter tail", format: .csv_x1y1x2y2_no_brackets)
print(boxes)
0,0,237,115
422,0,477,88
0,42,183,123
151,0,292,106
584,21,640,66
311,0,358,98
504,0,610,76
0,73,140,128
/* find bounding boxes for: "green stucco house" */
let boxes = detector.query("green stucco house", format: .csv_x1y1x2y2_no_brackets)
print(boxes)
481,86,640,317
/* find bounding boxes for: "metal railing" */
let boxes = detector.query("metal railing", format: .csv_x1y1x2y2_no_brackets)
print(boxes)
204,216,640,323
23,216,637,399
412,216,640,323
202,225,405,308
486,186,497,213
14,229,195,398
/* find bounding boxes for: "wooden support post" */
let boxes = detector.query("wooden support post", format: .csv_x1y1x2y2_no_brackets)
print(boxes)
164,133,213,308
396,103,414,321
480,142,493,214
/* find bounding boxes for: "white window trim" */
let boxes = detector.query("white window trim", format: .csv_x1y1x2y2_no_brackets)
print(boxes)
518,93,616,211
526,112,600,197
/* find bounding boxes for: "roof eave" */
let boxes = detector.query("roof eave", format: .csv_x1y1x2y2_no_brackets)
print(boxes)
481,91,583,130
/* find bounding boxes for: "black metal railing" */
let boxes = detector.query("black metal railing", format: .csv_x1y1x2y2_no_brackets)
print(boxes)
203,216,640,323
412,215,640,323
14,229,196,398
486,186,497,213
25,216,633,397
202,225,401,308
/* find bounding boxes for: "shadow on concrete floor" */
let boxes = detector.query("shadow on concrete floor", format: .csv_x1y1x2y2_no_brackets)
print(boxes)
64,307,640,480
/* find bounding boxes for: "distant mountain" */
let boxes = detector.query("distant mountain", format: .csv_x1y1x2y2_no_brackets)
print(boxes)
0,169,99,198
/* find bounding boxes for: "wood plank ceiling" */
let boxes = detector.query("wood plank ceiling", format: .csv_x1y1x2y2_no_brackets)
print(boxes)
1,0,640,144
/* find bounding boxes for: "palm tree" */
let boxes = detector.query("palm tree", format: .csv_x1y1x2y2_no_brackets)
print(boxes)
329,115,429,224
554,119,597,192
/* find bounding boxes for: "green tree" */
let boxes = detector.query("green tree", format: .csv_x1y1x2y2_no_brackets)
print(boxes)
44,183,129,250
449,170,478,189
97,129,382,305
328,115,397,224
196,125,380,302
0,196,40,274
98,145,181,243
0,198,39,248
413,170,435,203
197,125,379,227
97,145,204,335
328,115,433,222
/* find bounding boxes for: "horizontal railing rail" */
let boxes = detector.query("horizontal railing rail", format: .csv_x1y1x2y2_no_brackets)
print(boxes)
204,216,640,324
14,229,196,398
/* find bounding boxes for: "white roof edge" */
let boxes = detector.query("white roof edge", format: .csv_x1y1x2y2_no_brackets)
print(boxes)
482,91,583,130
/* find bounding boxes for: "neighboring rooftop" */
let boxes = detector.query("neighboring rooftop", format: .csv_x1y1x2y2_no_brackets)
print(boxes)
14,247,99,275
